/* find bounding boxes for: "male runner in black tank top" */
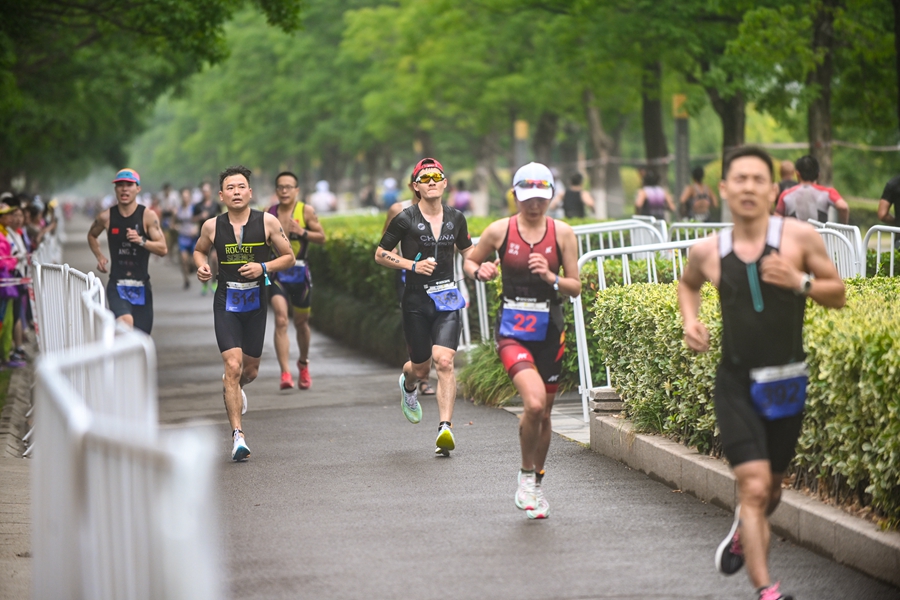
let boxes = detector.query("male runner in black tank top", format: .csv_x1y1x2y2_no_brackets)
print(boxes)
376,158,474,456
679,147,845,600
193,165,295,462
87,168,167,334
464,162,580,520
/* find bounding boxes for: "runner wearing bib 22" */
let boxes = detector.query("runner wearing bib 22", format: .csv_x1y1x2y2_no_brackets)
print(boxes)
194,165,295,462
375,158,474,457
463,162,581,520
679,147,845,600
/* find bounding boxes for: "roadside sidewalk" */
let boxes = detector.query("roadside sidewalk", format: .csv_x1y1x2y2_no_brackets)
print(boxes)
0,357,33,600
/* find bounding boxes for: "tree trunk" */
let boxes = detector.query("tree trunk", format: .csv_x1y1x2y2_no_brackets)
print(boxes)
531,111,558,166
706,87,746,157
807,0,837,184
583,89,611,219
893,0,900,134
557,121,581,187
606,119,628,219
472,130,499,217
641,61,669,188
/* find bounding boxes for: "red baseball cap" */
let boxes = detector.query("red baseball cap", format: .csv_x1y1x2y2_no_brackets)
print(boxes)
411,158,444,180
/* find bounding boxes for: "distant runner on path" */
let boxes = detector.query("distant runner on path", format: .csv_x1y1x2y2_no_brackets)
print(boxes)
267,171,326,390
464,162,580,520
678,147,845,600
87,168,168,334
193,165,294,461
375,158,474,456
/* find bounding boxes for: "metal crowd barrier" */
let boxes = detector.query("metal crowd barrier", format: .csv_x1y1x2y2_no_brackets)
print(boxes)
668,222,730,242
863,225,900,277
31,262,105,354
572,238,703,422
33,335,221,600
813,228,861,279
456,219,666,352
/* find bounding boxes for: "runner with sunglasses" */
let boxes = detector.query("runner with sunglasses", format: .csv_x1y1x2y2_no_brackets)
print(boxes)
679,147,845,600
375,158,474,456
463,162,580,519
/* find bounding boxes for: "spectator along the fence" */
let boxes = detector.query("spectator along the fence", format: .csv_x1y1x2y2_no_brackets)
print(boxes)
775,155,849,224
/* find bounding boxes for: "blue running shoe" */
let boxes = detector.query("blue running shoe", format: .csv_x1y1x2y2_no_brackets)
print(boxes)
399,373,422,424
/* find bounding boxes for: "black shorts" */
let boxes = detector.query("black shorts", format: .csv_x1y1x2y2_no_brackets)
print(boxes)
494,307,565,390
401,288,460,364
714,365,804,473
269,279,311,312
213,288,268,358
106,279,154,334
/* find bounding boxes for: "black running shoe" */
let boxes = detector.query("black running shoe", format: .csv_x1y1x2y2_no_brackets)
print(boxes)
715,504,744,575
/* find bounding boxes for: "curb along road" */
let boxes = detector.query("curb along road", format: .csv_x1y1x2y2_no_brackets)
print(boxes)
590,414,900,588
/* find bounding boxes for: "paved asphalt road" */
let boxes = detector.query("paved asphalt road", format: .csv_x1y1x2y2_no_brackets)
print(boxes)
63,213,898,600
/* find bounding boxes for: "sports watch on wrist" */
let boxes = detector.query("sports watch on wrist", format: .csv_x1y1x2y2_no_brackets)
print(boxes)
553,275,560,291
796,273,812,296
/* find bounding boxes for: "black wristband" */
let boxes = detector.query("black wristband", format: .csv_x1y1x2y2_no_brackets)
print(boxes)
301,229,308,241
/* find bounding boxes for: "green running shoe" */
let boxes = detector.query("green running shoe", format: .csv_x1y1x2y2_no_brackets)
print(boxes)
399,373,422,424
435,422,455,456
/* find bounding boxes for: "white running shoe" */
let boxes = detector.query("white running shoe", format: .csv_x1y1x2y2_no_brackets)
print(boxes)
515,469,537,510
526,483,550,519
231,429,250,461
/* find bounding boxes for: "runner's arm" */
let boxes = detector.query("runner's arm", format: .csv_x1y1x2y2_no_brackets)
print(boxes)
192,219,215,282
463,220,505,281
833,197,850,224
552,222,581,297
877,199,895,224
302,205,326,245
136,209,168,257
259,214,296,275
375,211,417,271
678,239,713,352
87,210,110,273
581,190,595,210
801,227,846,309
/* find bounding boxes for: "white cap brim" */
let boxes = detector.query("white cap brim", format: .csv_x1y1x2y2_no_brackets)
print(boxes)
515,187,553,201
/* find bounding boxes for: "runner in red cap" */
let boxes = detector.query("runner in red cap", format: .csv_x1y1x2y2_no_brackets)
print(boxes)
375,158,473,456
87,168,168,334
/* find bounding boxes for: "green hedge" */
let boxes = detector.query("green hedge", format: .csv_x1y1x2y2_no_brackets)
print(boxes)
591,278,900,529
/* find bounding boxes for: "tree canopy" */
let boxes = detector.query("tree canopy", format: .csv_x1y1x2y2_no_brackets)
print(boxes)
0,0,303,189
15,0,900,201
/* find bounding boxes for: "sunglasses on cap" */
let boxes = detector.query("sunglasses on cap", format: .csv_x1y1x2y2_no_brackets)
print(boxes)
415,173,445,184
515,179,552,189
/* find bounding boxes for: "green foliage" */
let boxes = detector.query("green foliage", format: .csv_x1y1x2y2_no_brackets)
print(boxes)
589,278,900,529
458,341,518,407
866,248,900,278
0,0,302,189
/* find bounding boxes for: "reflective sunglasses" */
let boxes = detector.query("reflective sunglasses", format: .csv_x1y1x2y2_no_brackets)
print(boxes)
416,173,445,183
515,179,552,189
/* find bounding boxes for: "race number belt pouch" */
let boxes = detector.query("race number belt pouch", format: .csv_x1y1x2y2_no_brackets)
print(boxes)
116,279,145,306
426,280,466,312
278,260,307,284
225,281,261,313
749,362,808,420
499,298,550,342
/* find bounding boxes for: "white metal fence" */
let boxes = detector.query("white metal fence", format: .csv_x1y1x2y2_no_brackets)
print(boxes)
34,338,221,600
572,238,703,422
863,225,900,277
31,245,221,600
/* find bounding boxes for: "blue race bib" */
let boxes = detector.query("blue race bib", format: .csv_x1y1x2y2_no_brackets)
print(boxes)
116,279,146,306
499,299,550,342
278,260,308,285
426,280,466,312
225,282,261,313
749,362,808,420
